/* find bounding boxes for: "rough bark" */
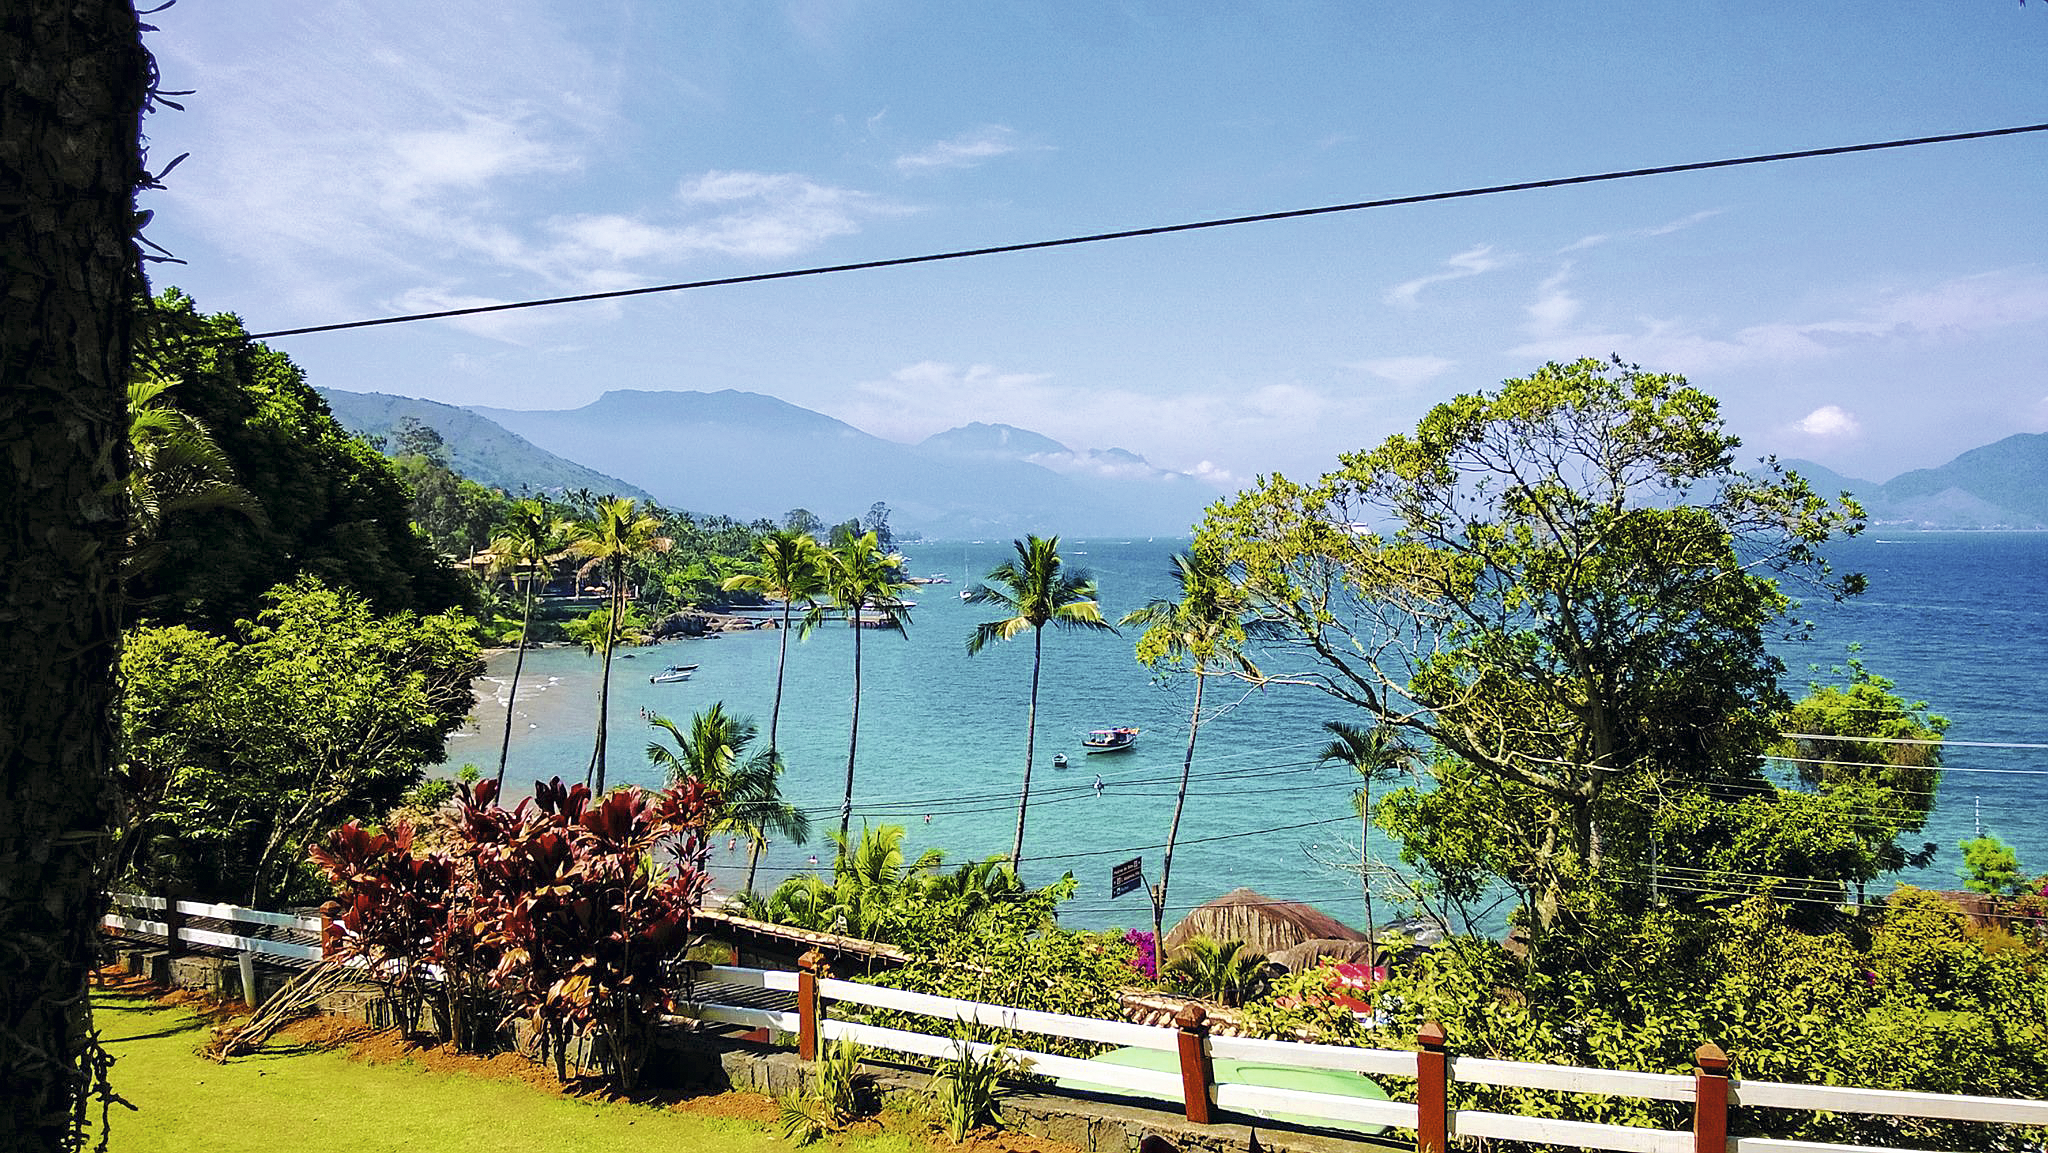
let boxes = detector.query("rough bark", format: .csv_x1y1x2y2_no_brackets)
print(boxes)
0,3,145,1147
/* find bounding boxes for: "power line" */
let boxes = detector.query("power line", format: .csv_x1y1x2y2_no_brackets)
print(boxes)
215,122,2048,345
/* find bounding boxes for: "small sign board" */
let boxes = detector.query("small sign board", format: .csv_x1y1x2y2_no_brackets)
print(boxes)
1110,856,1144,898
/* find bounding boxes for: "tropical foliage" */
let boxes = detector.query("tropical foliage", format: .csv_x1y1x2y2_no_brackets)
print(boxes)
1199,358,1867,932
720,528,826,754
118,576,479,905
926,1037,1015,1143
966,535,1116,874
488,498,572,789
1121,548,1259,946
777,1040,875,1146
819,531,912,841
126,290,469,631
568,496,671,791
315,777,715,1091
645,703,809,894
1162,935,1274,1008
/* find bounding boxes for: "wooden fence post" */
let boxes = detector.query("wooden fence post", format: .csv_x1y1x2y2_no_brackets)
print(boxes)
1416,1021,1449,1153
1174,1003,1215,1124
1694,1041,1730,1153
797,949,823,1061
319,902,340,961
161,892,185,959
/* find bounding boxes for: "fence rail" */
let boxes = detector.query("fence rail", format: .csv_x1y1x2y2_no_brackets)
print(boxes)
98,897,2048,1153
673,955,2048,1153
101,891,328,970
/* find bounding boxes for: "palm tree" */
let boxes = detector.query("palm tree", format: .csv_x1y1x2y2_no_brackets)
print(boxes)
1318,720,1416,955
124,371,261,578
1163,936,1273,1008
646,702,811,895
569,495,671,792
966,535,1116,877
489,498,570,792
1121,549,1262,949
820,531,911,842
720,529,825,756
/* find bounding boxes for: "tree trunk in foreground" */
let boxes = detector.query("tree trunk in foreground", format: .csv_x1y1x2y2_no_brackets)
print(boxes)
0,4,145,1148
1153,670,1205,952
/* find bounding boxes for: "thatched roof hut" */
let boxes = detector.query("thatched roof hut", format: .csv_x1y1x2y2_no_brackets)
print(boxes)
1271,936,1380,973
1162,888,1367,959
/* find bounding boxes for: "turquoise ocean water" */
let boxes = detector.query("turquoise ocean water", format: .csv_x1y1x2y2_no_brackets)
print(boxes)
447,532,2048,933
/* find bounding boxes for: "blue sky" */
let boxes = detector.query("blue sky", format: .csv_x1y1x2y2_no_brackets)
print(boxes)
142,3,2047,492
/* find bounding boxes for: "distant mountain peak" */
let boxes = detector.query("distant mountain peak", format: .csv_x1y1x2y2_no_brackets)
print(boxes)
919,422,1072,458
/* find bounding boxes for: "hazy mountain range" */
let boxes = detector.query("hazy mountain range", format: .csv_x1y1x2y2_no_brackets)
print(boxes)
1785,432,2048,529
321,386,2048,534
324,388,1216,537
319,390,656,503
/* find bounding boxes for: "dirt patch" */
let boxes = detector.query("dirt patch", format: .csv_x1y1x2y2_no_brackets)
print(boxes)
670,1090,782,1123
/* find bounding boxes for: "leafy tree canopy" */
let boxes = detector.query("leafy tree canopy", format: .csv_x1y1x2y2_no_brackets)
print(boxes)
1199,358,1867,930
118,575,480,905
127,290,469,630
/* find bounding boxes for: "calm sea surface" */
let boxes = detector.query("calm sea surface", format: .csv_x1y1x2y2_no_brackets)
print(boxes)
448,532,2048,932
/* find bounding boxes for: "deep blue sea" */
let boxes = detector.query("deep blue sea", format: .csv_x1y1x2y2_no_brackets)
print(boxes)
448,532,2048,933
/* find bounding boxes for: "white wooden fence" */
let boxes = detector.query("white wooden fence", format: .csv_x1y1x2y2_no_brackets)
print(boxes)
102,891,328,964
97,896,2048,1152
675,957,2048,1153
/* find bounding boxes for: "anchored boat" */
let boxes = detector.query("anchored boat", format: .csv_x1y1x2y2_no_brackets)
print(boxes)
1081,727,1139,754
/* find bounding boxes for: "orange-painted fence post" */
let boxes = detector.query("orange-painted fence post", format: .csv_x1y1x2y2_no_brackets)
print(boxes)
797,949,823,1061
1174,1004,1215,1124
1416,1021,1450,1153
1694,1042,1730,1153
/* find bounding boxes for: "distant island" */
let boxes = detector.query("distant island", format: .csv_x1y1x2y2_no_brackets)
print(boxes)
1786,431,2048,530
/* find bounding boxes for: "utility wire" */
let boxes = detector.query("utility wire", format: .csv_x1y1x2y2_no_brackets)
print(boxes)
219,122,2048,344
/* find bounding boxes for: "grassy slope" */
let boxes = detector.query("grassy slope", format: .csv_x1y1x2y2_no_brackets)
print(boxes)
88,995,921,1153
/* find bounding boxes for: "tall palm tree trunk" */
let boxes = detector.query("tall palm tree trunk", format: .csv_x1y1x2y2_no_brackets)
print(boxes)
770,597,793,753
744,835,767,894
1,4,144,1147
589,585,621,792
839,608,863,842
1153,669,1205,948
1009,628,1046,874
1360,775,1376,963
495,576,536,791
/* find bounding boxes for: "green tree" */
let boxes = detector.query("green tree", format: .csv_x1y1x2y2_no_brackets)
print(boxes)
1163,936,1274,1008
1197,358,1865,931
720,528,826,755
126,290,469,631
1121,549,1261,948
488,498,571,791
820,531,911,841
0,4,145,1142
645,703,810,895
118,576,480,905
1317,721,1416,951
568,496,671,792
966,535,1116,875
1769,654,1948,906
124,370,260,576
1960,834,2025,896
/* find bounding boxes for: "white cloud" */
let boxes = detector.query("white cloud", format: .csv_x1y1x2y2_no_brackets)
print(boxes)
1509,269,2048,374
1790,405,1861,439
822,361,1399,490
1561,209,1724,254
1384,244,1508,308
1524,265,1582,337
895,126,1022,173
1352,356,1456,390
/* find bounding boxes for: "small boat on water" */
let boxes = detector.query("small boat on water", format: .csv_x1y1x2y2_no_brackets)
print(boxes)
1052,753,1068,769
1082,727,1139,754
649,664,699,684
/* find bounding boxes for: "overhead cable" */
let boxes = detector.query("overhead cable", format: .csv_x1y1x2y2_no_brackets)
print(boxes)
217,122,2048,344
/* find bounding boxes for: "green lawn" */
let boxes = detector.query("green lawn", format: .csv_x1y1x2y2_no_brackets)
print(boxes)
88,995,923,1153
